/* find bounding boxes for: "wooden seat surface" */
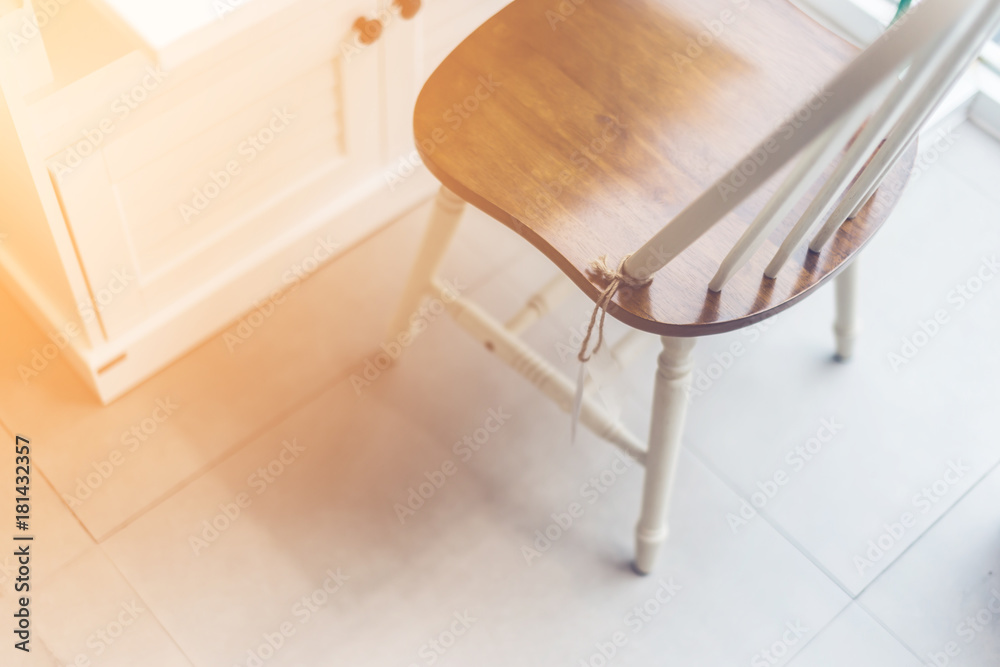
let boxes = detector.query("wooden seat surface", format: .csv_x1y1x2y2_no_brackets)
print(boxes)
414,0,915,336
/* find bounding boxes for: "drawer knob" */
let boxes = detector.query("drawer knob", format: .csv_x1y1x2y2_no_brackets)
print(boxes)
353,16,383,44
393,0,421,19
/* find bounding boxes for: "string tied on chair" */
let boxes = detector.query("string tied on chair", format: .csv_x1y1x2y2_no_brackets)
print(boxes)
571,253,652,445
577,254,653,363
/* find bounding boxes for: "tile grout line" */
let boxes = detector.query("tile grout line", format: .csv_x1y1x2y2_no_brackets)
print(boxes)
96,539,202,667
94,363,366,544
852,455,1000,600
681,448,856,663
846,455,1000,632
0,415,187,665
685,446,933,665
0,416,100,556
36,467,99,546
683,443,860,601
782,602,854,666
686,410,1000,603
690,429,1000,666
853,596,934,666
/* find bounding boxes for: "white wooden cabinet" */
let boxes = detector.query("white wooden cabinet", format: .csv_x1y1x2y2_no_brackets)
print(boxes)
0,0,508,403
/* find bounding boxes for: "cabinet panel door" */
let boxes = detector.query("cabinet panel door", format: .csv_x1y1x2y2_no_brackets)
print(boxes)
47,0,382,338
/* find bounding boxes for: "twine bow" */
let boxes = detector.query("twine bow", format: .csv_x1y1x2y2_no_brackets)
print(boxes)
577,254,653,362
570,254,652,445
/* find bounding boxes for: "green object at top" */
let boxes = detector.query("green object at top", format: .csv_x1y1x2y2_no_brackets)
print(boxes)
892,0,912,25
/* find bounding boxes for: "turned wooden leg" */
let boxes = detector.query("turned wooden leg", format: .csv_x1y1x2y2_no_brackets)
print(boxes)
635,335,696,575
389,186,466,339
834,257,860,362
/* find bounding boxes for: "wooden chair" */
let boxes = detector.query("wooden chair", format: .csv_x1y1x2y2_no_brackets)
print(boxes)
392,0,1000,573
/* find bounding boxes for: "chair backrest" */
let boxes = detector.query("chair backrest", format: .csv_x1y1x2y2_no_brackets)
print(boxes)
621,0,1000,290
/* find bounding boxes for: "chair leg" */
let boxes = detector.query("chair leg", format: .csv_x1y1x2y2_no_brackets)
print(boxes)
834,257,860,361
635,336,696,575
389,186,466,339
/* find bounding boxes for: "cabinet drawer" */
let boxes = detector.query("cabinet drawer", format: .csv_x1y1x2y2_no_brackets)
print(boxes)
100,5,353,182
33,0,370,162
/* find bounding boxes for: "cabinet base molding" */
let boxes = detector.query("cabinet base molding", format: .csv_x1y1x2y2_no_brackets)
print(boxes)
0,167,438,404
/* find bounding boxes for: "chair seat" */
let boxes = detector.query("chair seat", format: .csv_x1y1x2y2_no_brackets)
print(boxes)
414,0,915,336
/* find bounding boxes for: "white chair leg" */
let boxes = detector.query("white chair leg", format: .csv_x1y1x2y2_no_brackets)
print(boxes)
834,257,860,362
389,186,466,338
635,336,696,575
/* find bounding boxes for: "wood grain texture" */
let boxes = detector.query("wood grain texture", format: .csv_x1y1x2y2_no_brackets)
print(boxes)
414,0,916,337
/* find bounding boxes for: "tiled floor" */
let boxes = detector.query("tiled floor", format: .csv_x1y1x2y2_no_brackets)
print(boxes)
2,121,1000,665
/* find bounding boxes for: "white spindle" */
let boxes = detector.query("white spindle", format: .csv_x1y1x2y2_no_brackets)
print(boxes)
622,0,978,284
765,3,989,277
431,278,648,464
709,108,866,292
834,259,861,360
808,0,1000,252
505,273,576,334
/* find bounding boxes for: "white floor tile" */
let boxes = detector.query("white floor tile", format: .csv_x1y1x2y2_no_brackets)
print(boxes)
860,462,1000,667
787,603,922,667
100,351,849,666
34,547,191,666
